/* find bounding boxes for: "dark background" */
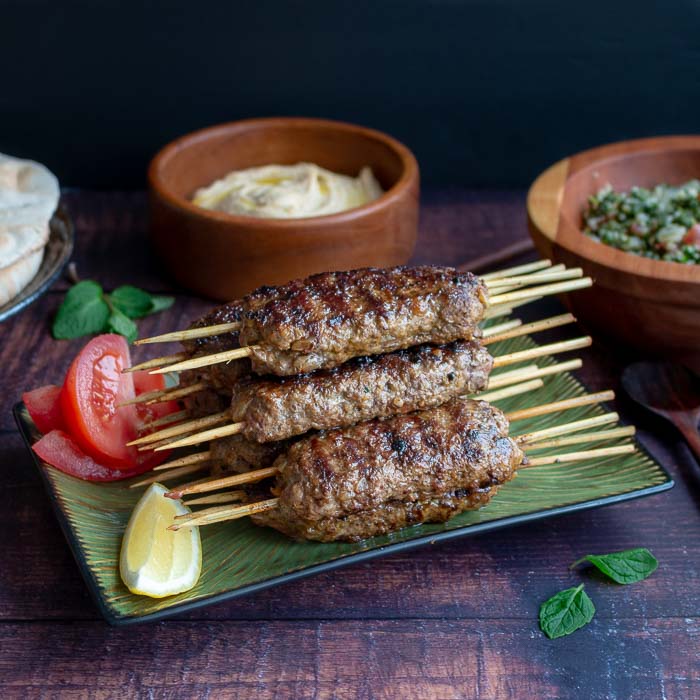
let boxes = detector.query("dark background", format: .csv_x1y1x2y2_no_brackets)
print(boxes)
3,0,699,188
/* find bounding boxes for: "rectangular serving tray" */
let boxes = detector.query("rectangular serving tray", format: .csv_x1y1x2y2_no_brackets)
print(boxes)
14,332,673,625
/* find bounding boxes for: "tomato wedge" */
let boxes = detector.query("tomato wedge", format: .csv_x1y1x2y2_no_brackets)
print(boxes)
58,334,178,472
22,385,66,434
60,335,139,468
33,430,156,482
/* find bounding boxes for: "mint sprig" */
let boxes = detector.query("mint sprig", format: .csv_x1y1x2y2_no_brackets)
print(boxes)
52,280,174,342
571,548,658,584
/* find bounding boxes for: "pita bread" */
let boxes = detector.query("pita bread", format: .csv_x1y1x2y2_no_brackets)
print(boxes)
0,153,59,226
0,153,59,307
0,220,49,270
0,247,44,307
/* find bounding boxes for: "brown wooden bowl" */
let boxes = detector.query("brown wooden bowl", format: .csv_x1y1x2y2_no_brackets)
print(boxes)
148,117,419,300
527,135,700,369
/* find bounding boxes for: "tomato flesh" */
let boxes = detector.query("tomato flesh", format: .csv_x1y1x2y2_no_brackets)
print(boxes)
26,334,181,480
60,335,139,468
683,223,700,247
33,430,156,482
22,385,66,434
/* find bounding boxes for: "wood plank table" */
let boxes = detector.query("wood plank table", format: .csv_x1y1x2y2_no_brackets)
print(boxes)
1,191,698,699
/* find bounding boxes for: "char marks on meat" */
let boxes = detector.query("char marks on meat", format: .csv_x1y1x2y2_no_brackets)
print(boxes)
250,398,523,540
231,340,493,442
239,266,489,375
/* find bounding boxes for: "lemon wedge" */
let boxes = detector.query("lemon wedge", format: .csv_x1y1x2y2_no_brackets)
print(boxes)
119,482,201,598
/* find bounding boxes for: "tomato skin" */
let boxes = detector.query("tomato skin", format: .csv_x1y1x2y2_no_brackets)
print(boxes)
22,385,66,434
33,430,156,482
28,335,181,480
683,223,700,247
60,335,139,469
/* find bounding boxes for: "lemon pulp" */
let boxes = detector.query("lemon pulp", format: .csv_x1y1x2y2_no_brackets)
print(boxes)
119,483,201,598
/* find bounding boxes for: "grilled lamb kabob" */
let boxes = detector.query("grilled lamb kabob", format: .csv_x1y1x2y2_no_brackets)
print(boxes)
133,324,585,454
134,264,590,379
160,388,635,543
169,398,525,542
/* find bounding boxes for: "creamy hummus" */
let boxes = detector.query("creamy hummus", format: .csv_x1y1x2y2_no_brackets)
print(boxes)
192,162,383,218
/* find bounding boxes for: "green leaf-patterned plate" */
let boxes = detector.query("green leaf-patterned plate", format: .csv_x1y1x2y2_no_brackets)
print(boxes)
13,332,673,625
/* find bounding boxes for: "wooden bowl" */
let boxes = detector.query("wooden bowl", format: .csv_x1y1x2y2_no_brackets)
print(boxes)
148,117,419,300
527,135,700,368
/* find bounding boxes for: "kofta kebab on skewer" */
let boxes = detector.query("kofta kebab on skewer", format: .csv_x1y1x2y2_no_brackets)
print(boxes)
123,263,592,448
129,262,591,377
159,394,635,542
117,261,638,542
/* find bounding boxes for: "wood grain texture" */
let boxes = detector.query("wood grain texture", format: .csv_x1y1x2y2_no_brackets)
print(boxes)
527,136,700,368
1,190,698,698
149,118,419,300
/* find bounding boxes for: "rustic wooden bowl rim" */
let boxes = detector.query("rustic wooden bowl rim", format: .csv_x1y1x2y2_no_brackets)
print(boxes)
527,135,700,288
148,116,419,229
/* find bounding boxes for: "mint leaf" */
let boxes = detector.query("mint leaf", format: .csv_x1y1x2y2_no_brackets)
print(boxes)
571,548,658,584
148,294,175,314
52,280,110,339
110,285,154,319
539,584,595,639
106,309,138,343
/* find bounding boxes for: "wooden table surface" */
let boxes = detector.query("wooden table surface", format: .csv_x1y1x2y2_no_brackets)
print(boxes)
1,191,698,700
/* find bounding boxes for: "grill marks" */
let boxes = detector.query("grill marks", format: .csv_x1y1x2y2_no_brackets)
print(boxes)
229,340,493,442
257,399,523,539
239,266,489,375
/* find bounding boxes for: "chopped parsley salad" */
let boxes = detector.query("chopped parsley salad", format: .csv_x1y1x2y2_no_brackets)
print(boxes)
582,180,700,264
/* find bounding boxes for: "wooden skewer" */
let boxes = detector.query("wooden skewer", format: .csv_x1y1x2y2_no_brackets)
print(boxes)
127,411,229,447
524,426,635,450
481,319,522,338
185,490,247,506
507,390,614,422
168,498,280,531
141,410,188,431
149,346,254,375
485,268,583,290
489,277,592,307
524,444,636,467
491,337,591,368
480,259,552,280
483,265,566,295
154,421,244,451
484,296,545,319
167,440,637,530
476,379,544,403
119,382,206,407
483,314,575,345
483,304,515,320
513,411,620,445
516,412,619,444
166,466,279,499
124,353,188,374
486,359,582,389
153,450,212,471
135,321,242,346
128,462,209,488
